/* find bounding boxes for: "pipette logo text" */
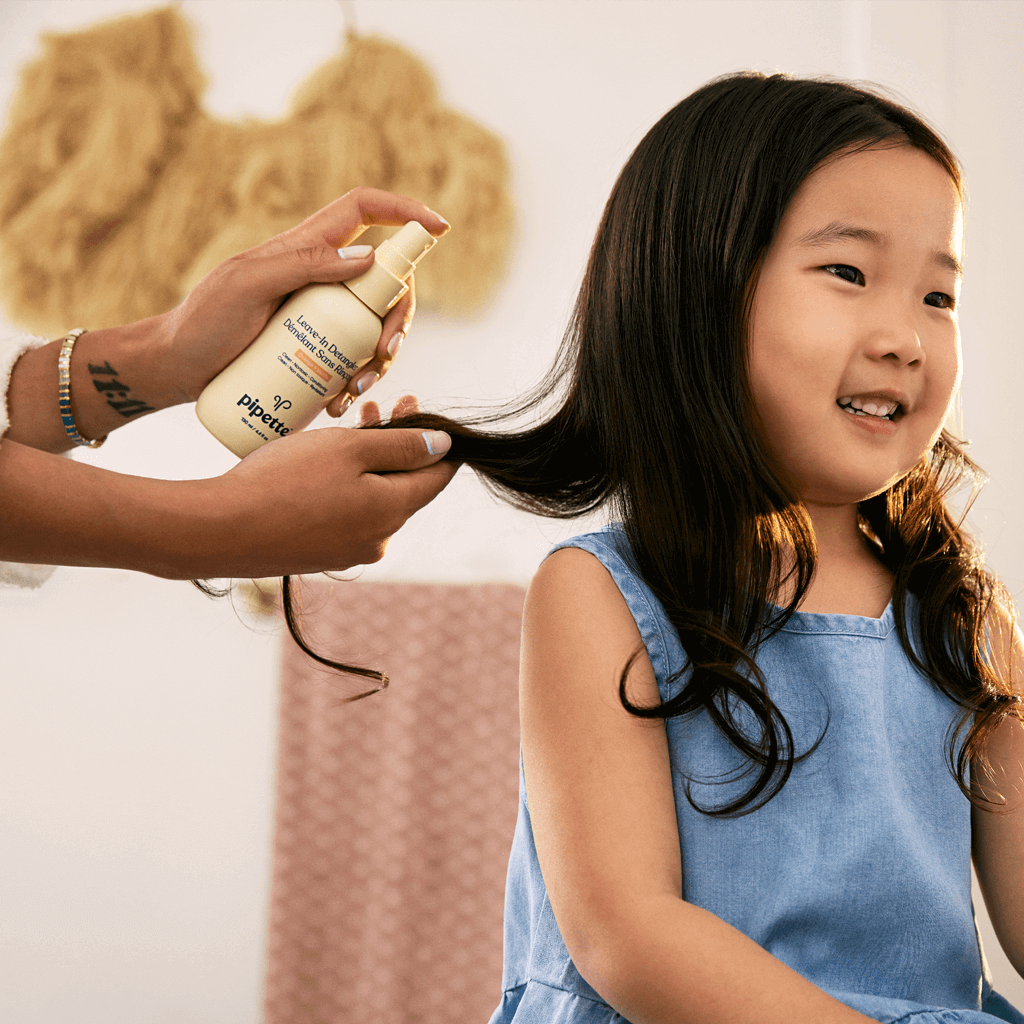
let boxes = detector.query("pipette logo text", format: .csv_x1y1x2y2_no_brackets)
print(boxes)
237,394,291,436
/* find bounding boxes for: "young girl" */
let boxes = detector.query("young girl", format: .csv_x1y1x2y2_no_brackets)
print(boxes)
371,71,1024,1022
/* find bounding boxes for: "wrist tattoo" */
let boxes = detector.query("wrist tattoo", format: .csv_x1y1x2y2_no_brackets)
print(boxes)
88,360,156,419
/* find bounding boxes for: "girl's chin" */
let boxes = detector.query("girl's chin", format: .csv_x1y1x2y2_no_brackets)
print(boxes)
801,476,908,508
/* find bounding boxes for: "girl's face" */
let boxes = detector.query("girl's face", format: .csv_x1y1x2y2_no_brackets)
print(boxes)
747,144,963,506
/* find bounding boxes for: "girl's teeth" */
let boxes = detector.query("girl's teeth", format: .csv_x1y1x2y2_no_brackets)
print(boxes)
838,397,899,420
837,396,898,418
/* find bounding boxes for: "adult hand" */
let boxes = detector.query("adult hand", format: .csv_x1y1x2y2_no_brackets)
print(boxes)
153,187,450,411
3,189,449,455
354,392,422,427
184,422,456,579
0,411,454,579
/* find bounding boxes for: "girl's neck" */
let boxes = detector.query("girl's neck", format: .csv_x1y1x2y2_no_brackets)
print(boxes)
784,502,894,619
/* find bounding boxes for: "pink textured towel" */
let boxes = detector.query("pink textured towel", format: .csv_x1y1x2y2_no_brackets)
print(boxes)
264,580,525,1024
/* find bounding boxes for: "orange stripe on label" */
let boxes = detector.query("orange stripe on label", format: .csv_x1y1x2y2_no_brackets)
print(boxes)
294,348,331,382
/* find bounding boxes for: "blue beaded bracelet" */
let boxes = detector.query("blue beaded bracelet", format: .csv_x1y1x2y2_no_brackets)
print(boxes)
58,329,106,448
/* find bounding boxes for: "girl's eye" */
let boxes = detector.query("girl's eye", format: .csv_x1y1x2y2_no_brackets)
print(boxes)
925,291,955,310
824,264,864,285
824,265,956,311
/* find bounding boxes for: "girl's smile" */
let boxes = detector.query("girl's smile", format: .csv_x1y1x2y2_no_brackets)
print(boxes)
747,144,963,507
839,402,900,436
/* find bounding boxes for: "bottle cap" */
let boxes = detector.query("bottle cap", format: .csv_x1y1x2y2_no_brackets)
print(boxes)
344,221,439,317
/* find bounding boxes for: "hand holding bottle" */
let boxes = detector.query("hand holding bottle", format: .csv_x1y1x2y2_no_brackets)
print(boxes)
1,189,456,580
3,188,448,457
160,187,449,416
195,216,442,456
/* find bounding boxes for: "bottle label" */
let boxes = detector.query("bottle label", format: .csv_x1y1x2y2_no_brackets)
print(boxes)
197,291,379,457
283,314,361,385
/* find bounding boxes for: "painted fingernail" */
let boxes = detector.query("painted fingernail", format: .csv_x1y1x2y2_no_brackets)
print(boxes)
423,430,452,456
338,244,373,259
386,331,405,359
356,371,379,395
337,393,353,415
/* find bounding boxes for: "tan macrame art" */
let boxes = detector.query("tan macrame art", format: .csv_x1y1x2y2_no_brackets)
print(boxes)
0,5,514,336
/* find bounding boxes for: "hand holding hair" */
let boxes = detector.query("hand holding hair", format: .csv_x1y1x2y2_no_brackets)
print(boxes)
0,188,454,580
0,421,454,579
179,424,455,579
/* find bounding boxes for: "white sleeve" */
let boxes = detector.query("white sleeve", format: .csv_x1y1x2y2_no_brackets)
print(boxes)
1,333,62,589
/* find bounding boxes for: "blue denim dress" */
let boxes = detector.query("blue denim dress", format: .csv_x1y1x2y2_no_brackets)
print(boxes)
488,526,1024,1024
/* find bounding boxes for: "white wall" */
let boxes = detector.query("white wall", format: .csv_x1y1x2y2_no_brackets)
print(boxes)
0,1,1021,1020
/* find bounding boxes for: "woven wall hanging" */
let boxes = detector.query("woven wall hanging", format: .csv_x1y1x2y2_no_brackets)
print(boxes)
0,4,514,336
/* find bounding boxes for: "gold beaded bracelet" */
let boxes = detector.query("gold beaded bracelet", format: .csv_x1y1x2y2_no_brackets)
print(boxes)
58,328,106,449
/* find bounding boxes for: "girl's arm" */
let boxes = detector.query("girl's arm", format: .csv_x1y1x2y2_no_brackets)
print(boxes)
521,546,876,1024
972,620,1024,979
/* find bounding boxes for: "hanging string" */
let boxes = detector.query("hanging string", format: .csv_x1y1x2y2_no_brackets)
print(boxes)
337,0,358,37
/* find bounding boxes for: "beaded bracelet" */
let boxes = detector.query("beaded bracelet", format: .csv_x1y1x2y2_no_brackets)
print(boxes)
58,328,106,448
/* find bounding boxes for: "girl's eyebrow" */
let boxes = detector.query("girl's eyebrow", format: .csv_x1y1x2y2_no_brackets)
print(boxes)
796,220,963,279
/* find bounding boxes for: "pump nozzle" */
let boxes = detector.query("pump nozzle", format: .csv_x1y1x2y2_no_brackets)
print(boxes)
344,221,439,316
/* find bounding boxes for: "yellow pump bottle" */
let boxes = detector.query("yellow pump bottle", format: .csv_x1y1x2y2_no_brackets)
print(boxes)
195,221,438,458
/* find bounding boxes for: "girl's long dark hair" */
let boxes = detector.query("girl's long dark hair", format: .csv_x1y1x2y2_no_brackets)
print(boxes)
222,72,1022,815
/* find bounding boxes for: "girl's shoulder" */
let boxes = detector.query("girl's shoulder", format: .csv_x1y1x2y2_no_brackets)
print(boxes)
546,523,633,574
535,525,632,607
541,525,679,686
544,524,650,605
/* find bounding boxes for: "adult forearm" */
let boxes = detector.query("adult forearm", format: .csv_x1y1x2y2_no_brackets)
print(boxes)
0,427,455,580
575,896,876,1024
0,438,200,577
4,316,173,453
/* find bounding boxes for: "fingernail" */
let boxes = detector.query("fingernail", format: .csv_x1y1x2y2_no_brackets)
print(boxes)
423,430,452,456
338,244,373,259
337,393,353,415
356,371,379,395
386,331,404,359
428,209,451,229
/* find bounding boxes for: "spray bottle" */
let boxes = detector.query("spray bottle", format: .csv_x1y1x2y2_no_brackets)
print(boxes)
195,221,438,458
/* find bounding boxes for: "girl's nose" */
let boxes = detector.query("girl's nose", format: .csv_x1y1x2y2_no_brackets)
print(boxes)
863,307,925,367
